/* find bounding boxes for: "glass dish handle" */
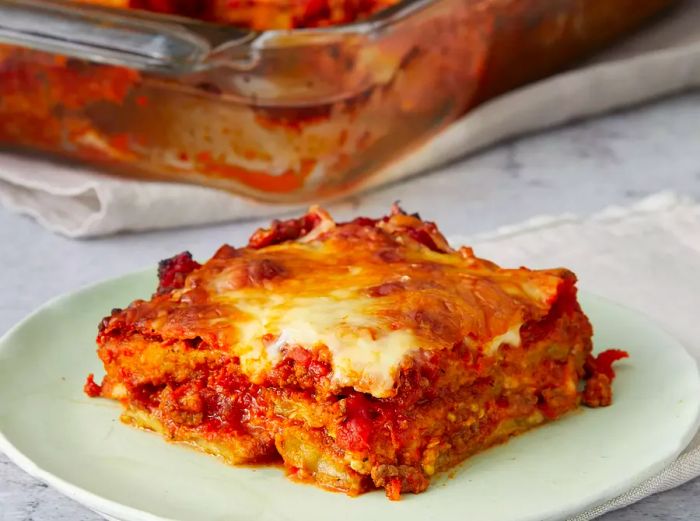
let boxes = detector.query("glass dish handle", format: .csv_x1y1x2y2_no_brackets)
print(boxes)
0,0,255,74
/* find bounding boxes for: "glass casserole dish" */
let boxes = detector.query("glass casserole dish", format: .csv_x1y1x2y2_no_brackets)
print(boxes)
0,0,676,201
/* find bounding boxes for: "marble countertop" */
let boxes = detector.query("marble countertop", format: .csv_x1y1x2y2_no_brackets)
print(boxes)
2,91,700,521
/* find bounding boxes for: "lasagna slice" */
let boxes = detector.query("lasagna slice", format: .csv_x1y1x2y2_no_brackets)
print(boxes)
85,206,626,499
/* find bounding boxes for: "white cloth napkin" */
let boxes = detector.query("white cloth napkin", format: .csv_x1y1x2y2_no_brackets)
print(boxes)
459,192,700,520
2,3,700,237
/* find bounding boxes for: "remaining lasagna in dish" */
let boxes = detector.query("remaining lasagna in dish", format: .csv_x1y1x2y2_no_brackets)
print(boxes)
73,0,400,29
85,206,627,499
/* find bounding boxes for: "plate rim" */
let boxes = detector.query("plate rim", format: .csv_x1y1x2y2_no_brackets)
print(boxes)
1,270,699,521
0,271,173,521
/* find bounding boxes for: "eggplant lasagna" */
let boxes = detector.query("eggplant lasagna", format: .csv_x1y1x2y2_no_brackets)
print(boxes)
85,206,626,499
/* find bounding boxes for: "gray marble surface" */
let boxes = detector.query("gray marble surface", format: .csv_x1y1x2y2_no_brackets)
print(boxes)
2,91,700,520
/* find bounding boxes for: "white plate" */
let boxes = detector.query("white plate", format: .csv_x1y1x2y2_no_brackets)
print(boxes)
0,270,699,521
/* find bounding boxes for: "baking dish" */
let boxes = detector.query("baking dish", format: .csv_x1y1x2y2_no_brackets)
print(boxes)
0,0,677,201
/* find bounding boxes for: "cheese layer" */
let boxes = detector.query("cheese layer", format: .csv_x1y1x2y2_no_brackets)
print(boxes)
110,211,573,398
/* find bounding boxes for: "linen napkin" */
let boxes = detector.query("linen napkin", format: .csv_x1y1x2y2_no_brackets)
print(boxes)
461,192,700,520
2,2,700,237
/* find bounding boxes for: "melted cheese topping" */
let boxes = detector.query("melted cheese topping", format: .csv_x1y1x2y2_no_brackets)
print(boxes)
231,291,417,396
124,210,574,398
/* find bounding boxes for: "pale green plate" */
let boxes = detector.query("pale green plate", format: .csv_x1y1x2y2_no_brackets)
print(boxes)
0,270,699,521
